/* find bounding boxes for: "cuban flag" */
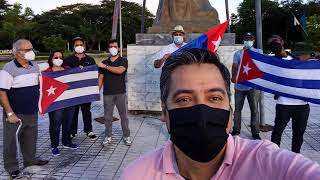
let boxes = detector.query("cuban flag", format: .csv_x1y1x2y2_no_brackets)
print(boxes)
39,65,100,113
174,20,230,54
237,50,320,104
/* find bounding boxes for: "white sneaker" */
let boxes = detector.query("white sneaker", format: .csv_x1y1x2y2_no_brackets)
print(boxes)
123,137,132,146
102,137,112,146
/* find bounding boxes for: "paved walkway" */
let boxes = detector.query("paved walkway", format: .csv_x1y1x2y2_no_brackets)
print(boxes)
0,93,320,179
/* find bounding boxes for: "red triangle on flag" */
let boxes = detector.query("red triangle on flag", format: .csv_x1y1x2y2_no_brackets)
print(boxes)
40,75,69,113
205,20,229,53
237,50,264,83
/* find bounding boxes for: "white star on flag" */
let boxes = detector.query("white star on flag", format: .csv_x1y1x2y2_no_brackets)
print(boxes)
212,36,221,52
46,86,57,96
243,63,251,75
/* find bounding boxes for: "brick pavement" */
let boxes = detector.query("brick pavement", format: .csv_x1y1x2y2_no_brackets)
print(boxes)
0,93,320,179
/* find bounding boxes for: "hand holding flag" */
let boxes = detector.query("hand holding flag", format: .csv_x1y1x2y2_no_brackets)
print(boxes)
173,20,230,54
237,50,320,104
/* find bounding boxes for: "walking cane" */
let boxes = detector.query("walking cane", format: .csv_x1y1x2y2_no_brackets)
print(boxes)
14,119,31,180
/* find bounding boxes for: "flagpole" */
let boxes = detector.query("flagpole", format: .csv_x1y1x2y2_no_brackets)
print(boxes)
111,0,121,39
119,0,123,57
255,0,265,126
225,0,230,32
141,0,146,33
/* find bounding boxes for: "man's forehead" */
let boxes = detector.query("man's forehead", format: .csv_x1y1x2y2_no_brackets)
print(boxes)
19,41,32,47
170,64,226,89
74,40,84,44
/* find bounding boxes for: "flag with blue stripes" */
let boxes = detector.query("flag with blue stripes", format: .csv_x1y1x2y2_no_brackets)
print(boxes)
173,20,230,55
39,65,100,113
237,50,320,104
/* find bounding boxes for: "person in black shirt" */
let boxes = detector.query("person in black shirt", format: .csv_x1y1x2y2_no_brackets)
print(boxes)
64,37,97,139
98,39,131,146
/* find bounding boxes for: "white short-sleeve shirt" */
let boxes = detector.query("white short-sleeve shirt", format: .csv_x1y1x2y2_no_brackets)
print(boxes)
156,43,186,68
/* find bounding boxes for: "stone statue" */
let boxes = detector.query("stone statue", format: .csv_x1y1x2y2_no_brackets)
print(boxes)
148,0,220,33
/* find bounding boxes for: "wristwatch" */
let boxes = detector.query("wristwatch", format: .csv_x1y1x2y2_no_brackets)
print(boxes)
310,52,316,57
7,112,14,117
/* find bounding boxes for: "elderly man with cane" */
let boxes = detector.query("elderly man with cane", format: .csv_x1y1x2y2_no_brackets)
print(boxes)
0,39,48,179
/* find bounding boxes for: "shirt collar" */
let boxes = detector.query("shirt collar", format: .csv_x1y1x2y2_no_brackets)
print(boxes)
162,140,180,174
223,134,235,165
161,134,235,174
14,59,33,68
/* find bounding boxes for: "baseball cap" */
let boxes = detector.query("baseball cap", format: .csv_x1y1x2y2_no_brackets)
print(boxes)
267,35,284,46
72,37,85,44
243,32,255,39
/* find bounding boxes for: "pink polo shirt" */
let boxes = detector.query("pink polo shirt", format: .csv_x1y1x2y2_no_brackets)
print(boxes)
120,135,320,180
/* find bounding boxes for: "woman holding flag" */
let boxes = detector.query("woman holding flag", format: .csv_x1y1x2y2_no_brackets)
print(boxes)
43,50,79,156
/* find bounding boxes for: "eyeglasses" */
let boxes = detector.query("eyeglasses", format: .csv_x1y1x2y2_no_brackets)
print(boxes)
53,57,63,59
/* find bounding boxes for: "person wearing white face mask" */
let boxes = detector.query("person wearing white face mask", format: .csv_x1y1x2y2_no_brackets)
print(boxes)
230,32,264,140
64,37,97,140
0,39,49,179
153,25,187,68
98,39,131,146
43,50,79,156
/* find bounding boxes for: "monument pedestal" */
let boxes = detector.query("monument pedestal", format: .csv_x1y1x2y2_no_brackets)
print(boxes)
127,33,240,111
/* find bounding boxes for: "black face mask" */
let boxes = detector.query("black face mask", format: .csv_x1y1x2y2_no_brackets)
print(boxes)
168,104,230,163
270,42,283,55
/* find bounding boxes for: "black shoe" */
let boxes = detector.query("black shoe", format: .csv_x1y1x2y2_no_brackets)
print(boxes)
87,132,97,139
70,134,76,139
231,131,240,136
33,159,49,166
252,134,261,140
9,170,20,179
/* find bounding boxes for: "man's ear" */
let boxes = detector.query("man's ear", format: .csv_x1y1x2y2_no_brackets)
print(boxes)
161,101,167,123
226,105,234,134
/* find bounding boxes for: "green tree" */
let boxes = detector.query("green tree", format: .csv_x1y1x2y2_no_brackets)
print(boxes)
42,35,67,52
1,3,37,44
0,0,11,25
232,0,284,44
306,15,320,50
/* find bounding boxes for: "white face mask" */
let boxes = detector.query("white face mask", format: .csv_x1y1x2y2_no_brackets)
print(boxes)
24,50,35,61
53,58,63,67
243,41,254,48
74,46,85,54
173,36,184,45
109,47,118,56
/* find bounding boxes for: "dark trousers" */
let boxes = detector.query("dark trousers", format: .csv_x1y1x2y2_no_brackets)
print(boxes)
103,94,130,138
71,103,93,135
233,89,260,135
3,114,38,173
49,106,75,148
271,104,310,153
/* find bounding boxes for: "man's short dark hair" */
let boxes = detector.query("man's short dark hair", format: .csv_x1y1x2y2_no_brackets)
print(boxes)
160,48,231,103
108,39,119,47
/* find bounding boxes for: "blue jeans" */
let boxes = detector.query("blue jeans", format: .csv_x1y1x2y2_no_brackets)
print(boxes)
49,106,75,148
